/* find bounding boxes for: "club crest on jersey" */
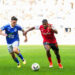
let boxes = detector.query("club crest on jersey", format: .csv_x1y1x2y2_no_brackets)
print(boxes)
14,28,17,32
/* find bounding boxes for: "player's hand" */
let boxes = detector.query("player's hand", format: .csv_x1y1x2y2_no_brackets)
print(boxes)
24,38,27,42
23,31,27,35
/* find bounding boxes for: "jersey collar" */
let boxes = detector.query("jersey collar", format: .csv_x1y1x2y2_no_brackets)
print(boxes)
10,24,16,28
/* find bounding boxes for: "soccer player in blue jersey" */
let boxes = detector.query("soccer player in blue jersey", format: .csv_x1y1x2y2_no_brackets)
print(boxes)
0,16,27,68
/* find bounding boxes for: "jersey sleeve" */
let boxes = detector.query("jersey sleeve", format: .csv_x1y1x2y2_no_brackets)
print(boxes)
17,25,23,31
0,25,7,31
35,26,40,30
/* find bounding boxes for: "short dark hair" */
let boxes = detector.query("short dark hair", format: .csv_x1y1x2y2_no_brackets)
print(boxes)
42,19,48,23
11,16,18,21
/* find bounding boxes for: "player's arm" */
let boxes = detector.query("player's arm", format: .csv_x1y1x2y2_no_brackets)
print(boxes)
24,27,35,35
21,29,25,34
48,25,58,34
0,28,7,36
23,26,39,42
51,29,58,34
17,25,28,42
24,34,27,42
19,28,28,42
24,27,35,42
21,29,28,42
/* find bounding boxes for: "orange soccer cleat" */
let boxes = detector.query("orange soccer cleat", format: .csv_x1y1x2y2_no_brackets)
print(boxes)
58,63,63,69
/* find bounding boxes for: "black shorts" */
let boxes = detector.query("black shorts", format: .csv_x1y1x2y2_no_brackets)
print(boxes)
43,42,59,51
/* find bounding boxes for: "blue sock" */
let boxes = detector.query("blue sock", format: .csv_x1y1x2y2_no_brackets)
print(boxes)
18,53,24,61
14,58,19,65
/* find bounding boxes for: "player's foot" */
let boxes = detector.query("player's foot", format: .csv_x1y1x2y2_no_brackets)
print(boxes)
17,64,21,68
23,60,26,65
58,63,63,69
49,62,53,68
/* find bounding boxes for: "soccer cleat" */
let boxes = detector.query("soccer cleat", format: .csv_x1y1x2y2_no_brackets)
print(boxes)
17,64,21,68
58,63,63,69
49,62,53,68
23,60,26,65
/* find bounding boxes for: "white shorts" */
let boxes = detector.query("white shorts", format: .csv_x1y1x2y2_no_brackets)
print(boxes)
7,41,20,53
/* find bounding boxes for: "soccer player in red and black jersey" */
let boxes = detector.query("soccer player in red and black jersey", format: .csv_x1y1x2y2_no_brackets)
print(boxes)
24,19,63,68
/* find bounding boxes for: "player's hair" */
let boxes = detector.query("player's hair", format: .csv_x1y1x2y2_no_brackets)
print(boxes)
11,16,18,21
42,19,48,23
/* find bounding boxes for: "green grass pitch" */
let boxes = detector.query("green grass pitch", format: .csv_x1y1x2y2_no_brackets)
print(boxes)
0,45,75,75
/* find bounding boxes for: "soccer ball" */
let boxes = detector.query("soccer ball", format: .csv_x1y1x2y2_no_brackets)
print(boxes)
31,63,40,71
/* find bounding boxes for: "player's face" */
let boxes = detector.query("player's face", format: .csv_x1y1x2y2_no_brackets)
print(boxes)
43,22,48,29
11,20,17,27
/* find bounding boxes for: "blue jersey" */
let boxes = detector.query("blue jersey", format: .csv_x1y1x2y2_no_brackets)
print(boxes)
1,24,23,44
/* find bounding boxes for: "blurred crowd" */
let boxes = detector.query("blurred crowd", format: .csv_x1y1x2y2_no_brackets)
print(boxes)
0,0,75,45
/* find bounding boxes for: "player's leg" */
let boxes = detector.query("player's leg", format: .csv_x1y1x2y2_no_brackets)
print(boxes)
13,47,24,61
7,44,20,68
10,52,21,68
43,42,53,67
52,43,63,68
13,41,26,64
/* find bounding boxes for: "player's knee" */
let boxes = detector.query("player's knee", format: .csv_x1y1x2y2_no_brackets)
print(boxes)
45,47,50,51
13,48,18,53
44,45,50,51
13,49,17,53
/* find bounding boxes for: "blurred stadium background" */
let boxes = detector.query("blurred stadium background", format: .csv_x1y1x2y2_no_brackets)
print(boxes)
0,0,75,45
